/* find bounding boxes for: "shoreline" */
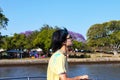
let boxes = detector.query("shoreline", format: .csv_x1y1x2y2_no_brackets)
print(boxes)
0,57,120,66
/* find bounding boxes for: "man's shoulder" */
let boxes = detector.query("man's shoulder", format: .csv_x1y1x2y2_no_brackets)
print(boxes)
52,50,64,58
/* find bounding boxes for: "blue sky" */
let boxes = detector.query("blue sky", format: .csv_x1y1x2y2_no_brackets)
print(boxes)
0,0,120,39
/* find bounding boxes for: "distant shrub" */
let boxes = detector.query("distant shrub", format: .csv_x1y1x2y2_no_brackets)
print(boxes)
80,54,91,58
69,54,91,58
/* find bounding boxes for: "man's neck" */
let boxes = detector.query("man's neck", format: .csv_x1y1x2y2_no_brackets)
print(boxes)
60,46,67,55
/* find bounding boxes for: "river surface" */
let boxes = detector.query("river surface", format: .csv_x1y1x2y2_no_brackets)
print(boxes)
0,63,120,80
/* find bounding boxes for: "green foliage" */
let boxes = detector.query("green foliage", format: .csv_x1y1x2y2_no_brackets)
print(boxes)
25,30,39,49
0,8,9,30
0,8,9,48
73,40,82,49
87,20,120,52
73,40,89,50
33,25,56,53
0,24,59,53
1,36,13,50
69,54,91,58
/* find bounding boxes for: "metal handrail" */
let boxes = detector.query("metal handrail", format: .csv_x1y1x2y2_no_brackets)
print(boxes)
0,76,94,80
0,76,46,80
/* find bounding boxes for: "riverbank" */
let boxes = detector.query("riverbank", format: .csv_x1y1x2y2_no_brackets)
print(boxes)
0,53,120,66
1,57,120,66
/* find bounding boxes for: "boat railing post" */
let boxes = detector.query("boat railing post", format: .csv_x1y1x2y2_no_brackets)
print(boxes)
27,77,30,80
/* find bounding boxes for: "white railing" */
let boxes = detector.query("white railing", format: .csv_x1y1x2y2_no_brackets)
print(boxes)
0,76,46,80
0,76,94,80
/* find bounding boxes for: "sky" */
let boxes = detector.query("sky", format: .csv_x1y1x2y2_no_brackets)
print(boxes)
0,0,120,39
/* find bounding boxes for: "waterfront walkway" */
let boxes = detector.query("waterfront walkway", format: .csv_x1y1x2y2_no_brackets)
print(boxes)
0,57,120,66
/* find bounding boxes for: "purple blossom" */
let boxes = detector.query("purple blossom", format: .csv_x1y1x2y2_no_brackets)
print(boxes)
20,31,33,37
69,31,86,42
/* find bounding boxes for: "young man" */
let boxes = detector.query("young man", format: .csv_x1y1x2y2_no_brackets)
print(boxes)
47,28,89,80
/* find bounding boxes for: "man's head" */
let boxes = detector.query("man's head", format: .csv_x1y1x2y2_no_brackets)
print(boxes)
51,28,73,52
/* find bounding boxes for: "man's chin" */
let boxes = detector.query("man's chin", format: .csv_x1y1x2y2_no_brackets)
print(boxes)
67,46,73,52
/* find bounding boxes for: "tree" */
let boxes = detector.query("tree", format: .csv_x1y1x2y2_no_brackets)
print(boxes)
0,32,2,48
24,30,39,49
33,25,56,53
0,8,9,48
0,8,9,29
1,35,13,50
69,31,86,43
87,20,120,54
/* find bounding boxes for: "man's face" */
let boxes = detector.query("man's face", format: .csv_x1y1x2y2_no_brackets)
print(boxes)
66,34,73,47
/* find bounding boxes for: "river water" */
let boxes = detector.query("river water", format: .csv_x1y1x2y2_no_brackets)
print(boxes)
0,63,120,80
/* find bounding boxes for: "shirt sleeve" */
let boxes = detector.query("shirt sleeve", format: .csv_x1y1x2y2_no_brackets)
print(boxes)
55,54,66,74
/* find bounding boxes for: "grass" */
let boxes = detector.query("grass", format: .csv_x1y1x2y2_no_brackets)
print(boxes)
86,52,120,58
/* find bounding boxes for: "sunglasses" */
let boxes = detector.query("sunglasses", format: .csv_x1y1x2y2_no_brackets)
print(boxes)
67,35,72,39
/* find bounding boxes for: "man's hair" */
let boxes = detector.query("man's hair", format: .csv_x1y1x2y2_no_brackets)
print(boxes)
51,28,68,52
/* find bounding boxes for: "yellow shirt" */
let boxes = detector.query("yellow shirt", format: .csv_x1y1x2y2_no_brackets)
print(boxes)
47,50,68,80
